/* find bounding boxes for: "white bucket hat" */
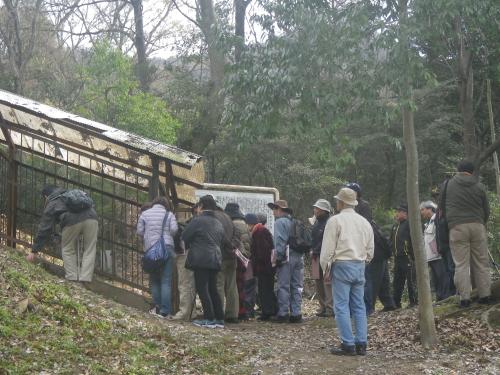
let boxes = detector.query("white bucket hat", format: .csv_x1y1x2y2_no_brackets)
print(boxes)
312,199,332,213
334,188,358,206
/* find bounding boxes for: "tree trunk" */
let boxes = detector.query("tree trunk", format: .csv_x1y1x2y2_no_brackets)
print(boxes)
487,79,500,196
234,0,250,63
456,17,476,160
402,106,439,349
130,0,149,91
192,0,226,154
399,0,438,349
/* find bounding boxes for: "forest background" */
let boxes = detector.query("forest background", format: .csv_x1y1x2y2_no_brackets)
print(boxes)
1,0,500,250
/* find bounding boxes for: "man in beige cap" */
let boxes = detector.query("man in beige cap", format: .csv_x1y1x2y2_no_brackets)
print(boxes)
310,199,333,317
321,188,374,356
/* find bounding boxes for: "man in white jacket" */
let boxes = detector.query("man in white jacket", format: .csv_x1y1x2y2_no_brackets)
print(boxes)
321,188,374,356
420,201,451,301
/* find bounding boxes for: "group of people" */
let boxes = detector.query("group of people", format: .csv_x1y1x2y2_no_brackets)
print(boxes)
26,159,494,356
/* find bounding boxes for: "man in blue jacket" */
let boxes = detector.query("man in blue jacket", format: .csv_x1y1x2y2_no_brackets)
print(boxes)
268,199,303,323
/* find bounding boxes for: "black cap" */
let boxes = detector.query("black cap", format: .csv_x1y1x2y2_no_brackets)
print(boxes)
394,203,408,212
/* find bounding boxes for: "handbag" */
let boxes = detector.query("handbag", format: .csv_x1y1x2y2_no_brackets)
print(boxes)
142,212,171,274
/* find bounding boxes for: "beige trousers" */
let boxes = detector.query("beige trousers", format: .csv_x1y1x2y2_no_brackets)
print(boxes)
61,219,98,282
173,253,196,321
449,223,491,300
217,258,239,319
315,276,333,314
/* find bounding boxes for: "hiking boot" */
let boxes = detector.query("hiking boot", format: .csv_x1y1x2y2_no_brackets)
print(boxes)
225,317,240,324
459,299,471,308
330,343,356,356
355,343,367,356
478,296,494,305
289,315,303,323
270,314,289,323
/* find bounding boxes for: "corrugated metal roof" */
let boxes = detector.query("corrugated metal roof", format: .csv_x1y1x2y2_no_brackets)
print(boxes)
0,89,202,168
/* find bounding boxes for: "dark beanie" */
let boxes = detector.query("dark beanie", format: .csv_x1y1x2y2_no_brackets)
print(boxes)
199,195,217,210
42,185,57,197
457,160,474,174
244,213,259,225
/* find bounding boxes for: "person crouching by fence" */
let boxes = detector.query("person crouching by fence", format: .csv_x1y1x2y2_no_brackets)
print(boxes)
245,213,277,321
27,185,99,283
137,196,178,319
182,195,225,328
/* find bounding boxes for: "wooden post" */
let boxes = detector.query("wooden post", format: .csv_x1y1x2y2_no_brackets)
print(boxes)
148,156,160,201
487,79,500,197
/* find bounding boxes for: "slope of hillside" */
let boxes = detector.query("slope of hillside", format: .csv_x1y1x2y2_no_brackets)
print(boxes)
0,247,249,374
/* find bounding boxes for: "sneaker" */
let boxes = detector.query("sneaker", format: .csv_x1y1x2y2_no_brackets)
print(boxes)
160,314,174,320
330,343,356,356
192,319,217,328
225,317,240,324
257,315,271,321
214,320,225,328
149,307,161,317
289,315,303,323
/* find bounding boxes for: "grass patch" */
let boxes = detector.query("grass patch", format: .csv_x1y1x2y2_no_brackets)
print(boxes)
0,247,251,374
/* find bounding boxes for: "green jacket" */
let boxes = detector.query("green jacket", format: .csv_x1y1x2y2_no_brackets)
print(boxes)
445,173,489,229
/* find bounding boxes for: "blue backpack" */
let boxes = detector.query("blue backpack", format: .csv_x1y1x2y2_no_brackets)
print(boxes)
142,213,171,274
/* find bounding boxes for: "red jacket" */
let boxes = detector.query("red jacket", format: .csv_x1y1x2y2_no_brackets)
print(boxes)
250,224,275,275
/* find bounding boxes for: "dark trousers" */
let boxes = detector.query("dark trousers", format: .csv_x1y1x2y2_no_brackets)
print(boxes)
236,263,246,316
379,262,395,308
429,259,451,301
441,250,456,295
365,259,395,314
393,256,417,307
257,273,277,317
244,277,257,316
194,268,224,321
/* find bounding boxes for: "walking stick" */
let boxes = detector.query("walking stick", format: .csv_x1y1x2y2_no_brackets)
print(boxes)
488,248,500,275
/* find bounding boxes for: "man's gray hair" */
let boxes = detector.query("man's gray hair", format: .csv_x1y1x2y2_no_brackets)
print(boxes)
419,201,437,211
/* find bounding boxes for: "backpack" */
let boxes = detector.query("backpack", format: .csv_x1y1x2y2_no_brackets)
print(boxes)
142,213,171,274
61,189,94,213
370,220,391,261
288,218,312,253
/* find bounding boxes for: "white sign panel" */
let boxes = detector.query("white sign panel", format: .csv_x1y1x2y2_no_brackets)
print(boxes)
195,185,278,234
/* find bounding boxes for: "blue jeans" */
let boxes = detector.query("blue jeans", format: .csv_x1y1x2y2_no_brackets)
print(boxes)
150,246,174,315
276,250,304,316
331,261,367,346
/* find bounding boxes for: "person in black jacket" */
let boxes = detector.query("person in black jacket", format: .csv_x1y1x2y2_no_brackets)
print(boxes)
26,185,98,282
310,199,333,317
182,195,225,328
391,204,417,308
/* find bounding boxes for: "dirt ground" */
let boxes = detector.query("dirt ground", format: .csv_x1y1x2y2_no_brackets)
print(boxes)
163,297,500,375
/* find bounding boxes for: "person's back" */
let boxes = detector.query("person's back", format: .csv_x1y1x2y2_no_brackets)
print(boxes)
445,160,492,307
446,174,489,229
30,185,98,283
137,204,178,250
182,211,224,270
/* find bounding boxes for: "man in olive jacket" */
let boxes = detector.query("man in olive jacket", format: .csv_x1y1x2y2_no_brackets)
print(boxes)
27,185,98,282
445,160,492,307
